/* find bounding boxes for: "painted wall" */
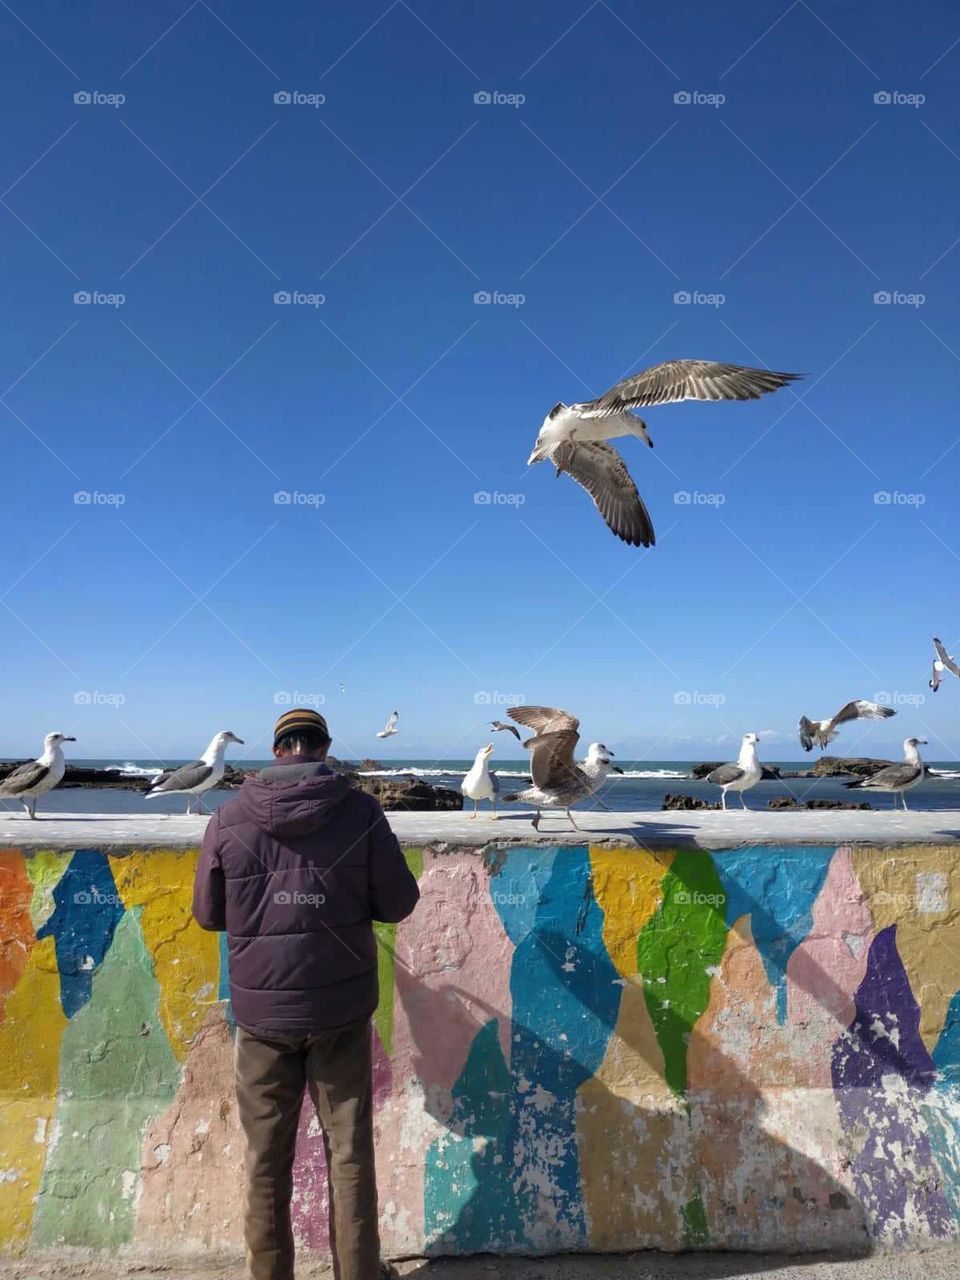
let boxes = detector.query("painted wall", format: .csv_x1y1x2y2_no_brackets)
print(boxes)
1,841,960,1256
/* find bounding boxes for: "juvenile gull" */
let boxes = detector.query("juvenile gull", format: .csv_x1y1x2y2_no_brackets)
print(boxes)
527,360,800,546
930,637,960,692
798,699,895,753
145,730,244,814
490,719,522,742
845,737,927,810
706,733,762,811
503,705,622,830
376,710,399,739
0,731,75,818
461,743,499,818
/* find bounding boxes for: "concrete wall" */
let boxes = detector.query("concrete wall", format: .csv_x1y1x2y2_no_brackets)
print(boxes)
2,837,960,1257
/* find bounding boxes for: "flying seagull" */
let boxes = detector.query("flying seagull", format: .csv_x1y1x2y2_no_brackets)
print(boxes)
527,360,800,546
377,711,399,739
798,700,896,753
844,738,927,810
503,705,622,830
145,730,244,814
930,637,960,692
490,719,522,742
462,743,499,818
705,733,762,810
0,731,75,818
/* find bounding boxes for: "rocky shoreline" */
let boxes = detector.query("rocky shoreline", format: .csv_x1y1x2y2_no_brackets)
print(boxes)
690,755,901,780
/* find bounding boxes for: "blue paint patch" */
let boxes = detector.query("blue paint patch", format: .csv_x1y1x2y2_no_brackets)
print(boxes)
217,930,235,1034
490,845,561,947
35,850,125,1017
933,988,960,1087
715,846,834,1021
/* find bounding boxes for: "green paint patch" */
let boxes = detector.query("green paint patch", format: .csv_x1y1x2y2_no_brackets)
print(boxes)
682,1193,709,1246
24,852,73,929
32,908,180,1248
373,848,423,1056
636,849,728,1096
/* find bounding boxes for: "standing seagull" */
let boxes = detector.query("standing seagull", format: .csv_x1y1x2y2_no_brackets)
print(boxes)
527,360,800,546
461,743,499,819
844,738,927,810
930,637,960,692
490,719,522,742
502,705,622,830
706,733,763,811
376,711,399,739
145,730,244,814
798,700,896,753
0,731,75,818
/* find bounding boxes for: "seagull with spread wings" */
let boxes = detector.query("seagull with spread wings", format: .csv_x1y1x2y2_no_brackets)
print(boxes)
377,710,399,739
930,637,960,692
502,705,622,830
798,699,895,753
527,359,800,546
490,719,522,742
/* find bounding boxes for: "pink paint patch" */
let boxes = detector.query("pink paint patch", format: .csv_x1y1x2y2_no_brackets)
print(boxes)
291,1025,392,1249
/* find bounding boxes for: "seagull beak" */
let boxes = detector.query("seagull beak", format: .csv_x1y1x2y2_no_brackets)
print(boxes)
611,765,624,774
63,736,76,742
234,737,245,744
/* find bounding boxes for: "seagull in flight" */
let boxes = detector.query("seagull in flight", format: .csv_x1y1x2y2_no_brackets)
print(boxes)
490,719,522,742
377,710,399,739
930,637,960,692
798,700,895,753
527,360,800,546
0,731,75,818
502,705,622,830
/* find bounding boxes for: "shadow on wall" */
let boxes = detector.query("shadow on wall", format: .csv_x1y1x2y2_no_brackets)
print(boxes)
389,846,876,1260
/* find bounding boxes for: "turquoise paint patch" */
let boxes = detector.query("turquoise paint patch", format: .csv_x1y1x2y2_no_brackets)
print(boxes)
715,846,834,1021
933,988,960,1086
217,930,235,1034
928,988,960,1218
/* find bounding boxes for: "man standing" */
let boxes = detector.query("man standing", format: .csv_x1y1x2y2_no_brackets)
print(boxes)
193,708,420,1280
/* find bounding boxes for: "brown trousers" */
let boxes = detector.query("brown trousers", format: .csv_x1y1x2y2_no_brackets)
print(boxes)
235,1019,381,1280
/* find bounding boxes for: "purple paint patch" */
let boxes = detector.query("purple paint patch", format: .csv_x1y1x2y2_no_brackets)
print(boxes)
832,925,953,1242
291,1025,392,1248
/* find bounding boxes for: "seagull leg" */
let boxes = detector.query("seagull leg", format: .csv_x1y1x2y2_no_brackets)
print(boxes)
489,798,497,820
901,792,909,812
470,801,477,819
567,809,582,831
532,809,541,831
720,791,727,811
740,792,748,811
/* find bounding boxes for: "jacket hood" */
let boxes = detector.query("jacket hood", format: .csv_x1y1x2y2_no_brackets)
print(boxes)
237,762,355,839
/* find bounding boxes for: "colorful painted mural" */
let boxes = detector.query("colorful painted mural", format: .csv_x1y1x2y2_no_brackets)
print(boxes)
1,840,960,1256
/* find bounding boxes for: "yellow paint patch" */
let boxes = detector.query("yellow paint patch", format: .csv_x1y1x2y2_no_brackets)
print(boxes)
23,851,72,929
851,844,960,1050
589,846,674,976
109,851,219,1060
0,937,67,1248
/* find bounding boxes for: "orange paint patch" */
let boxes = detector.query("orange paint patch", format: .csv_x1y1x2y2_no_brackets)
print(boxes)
0,853,35,1024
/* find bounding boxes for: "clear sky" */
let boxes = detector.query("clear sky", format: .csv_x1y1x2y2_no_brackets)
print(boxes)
2,0,959,763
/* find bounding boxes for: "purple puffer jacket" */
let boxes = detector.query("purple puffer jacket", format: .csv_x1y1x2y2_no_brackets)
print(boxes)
192,760,419,1037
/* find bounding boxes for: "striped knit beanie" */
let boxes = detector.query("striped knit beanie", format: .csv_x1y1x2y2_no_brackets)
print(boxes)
273,707,330,748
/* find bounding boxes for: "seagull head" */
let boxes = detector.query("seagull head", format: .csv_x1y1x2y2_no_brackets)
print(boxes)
45,732,76,747
527,403,568,465
479,743,495,759
218,731,245,746
907,737,927,748
743,732,760,746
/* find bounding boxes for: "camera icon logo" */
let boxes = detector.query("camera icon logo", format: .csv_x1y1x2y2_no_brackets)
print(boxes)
874,491,891,504
673,690,691,705
675,890,690,904
74,91,91,105
473,290,491,304
874,91,891,105
873,290,891,304
673,290,691,304
274,891,291,904
273,691,292,705
674,491,691,504
474,691,492,704
74,690,92,704
73,490,91,504
274,290,291,304
274,91,292,105
474,91,492,105
674,91,691,105
74,891,92,904
74,290,91,304
273,491,292,504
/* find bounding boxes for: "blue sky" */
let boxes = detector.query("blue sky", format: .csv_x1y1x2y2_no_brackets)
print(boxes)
1,0,959,762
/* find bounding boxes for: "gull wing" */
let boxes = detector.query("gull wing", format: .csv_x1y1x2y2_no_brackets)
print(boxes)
552,440,655,548
491,721,522,741
509,706,580,736
576,360,801,418
853,763,923,790
706,762,745,786
798,716,817,753
934,637,960,679
830,700,896,730
0,759,49,796
526,730,581,791
148,761,211,794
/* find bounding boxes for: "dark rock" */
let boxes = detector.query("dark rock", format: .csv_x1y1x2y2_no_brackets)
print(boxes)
809,756,895,778
691,761,782,780
767,795,872,811
360,777,462,811
662,792,721,811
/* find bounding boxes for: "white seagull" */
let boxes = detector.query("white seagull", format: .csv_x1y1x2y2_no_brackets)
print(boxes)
706,733,762,811
461,743,499,819
930,637,960,692
502,705,622,830
376,710,399,739
0,731,75,818
145,730,244,814
844,738,927,810
798,700,896,753
527,360,800,546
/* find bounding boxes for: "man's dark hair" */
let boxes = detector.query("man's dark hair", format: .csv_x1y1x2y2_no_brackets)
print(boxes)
275,729,330,756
